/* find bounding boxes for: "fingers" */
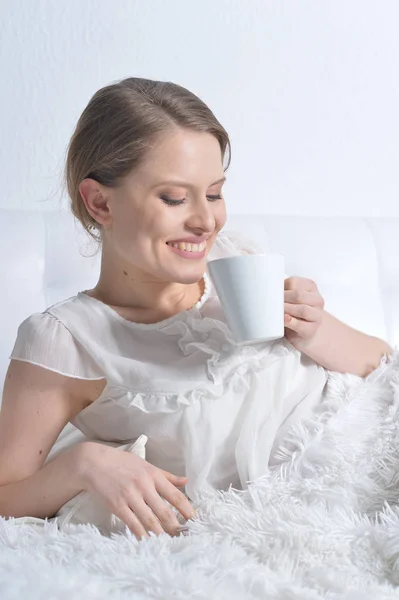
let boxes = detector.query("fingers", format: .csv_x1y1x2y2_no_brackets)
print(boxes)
142,489,183,536
284,289,324,308
155,478,196,522
116,497,167,539
117,493,189,540
107,468,193,541
114,482,192,540
284,303,321,323
162,470,188,487
284,313,320,339
284,276,318,293
113,504,150,540
129,498,170,537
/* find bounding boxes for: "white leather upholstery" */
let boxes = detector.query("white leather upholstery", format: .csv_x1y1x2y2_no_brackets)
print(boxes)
1,209,398,396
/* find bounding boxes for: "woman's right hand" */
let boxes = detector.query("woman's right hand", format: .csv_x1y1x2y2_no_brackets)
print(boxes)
78,441,195,540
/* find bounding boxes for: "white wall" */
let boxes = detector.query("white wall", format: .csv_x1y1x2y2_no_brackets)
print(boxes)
1,0,398,217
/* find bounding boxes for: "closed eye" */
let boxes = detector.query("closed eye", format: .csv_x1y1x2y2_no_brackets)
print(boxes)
160,194,223,206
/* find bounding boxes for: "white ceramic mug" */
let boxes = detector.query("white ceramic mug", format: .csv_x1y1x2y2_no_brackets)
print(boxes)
207,253,285,344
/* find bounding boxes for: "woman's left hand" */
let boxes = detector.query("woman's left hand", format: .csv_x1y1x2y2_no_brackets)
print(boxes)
283,277,325,348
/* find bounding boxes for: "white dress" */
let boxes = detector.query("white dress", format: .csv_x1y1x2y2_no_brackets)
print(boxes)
10,231,328,503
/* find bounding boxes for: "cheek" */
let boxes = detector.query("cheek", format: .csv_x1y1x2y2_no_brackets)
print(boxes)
111,204,168,256
108,203,145,255
115,212,141,244
215,200,227,229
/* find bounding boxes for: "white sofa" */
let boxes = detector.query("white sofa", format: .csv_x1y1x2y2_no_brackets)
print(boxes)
1,209,398,399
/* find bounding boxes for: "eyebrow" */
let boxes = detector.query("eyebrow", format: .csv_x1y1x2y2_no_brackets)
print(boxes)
151,176,226,189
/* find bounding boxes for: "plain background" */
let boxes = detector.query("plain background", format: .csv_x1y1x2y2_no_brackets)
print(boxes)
1,0,398,218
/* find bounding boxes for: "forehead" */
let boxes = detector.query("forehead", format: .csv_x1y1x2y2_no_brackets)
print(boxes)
127,129,224,187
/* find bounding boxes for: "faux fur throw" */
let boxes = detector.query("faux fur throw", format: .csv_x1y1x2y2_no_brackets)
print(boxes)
2,350,399,599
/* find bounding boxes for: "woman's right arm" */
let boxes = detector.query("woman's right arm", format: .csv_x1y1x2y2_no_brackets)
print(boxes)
0,360,105,519
0,360,195,538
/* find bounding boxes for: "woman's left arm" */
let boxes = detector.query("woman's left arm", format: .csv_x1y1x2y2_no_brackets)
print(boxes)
284,277,393,377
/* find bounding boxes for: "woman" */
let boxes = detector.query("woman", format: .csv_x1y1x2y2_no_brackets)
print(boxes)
0,77,391,540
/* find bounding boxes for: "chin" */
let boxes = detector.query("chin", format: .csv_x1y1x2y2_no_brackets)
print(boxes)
166,269,205,285
176,274,204,285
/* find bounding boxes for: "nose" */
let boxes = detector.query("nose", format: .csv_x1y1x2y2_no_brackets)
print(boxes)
186,197,216,233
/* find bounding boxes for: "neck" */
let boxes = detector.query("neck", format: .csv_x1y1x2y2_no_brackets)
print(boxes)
88,244,204,316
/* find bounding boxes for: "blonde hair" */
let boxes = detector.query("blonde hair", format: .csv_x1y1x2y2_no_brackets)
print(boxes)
64,77,231,241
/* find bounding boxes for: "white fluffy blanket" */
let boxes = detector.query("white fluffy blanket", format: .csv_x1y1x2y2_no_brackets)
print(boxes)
2,350,399,599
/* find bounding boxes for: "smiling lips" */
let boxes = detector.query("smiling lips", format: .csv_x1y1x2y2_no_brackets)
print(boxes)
166,240,207,260
166,240,207,253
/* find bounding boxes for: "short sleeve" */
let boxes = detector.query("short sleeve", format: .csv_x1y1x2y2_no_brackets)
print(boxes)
9,312,105,380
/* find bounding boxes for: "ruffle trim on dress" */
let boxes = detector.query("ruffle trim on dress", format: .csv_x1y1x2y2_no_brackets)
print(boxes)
108,314,297,414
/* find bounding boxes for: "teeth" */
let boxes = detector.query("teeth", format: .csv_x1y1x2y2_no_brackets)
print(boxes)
168,241,206,252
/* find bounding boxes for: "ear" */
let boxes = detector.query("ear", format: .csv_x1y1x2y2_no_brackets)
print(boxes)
78,178,112,228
